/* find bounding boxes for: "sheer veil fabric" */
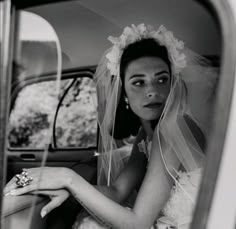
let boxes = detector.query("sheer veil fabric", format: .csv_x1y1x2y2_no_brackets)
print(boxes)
94,25,218,192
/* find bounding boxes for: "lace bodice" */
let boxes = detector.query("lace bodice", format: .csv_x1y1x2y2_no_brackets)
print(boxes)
138,138,152,160
138,139,203,229
74,139,203,229
156,168,203,229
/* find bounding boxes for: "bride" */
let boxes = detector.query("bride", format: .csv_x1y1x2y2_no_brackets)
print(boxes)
4,24,216,229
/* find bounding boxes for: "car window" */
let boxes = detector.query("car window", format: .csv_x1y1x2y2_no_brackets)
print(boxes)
9,76,97,149
7,10,63,149
7,9,97,150
55,76,97,148
9,80,58,148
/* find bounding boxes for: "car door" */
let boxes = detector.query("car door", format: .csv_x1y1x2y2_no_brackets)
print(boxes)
6,7,98,184
191,1,236,229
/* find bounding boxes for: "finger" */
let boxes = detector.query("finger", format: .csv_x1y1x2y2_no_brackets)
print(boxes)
30,190,56,196
4,177,18,194
40,197,63,218
6,184,36,196
5,171,48,196
4,168,35,195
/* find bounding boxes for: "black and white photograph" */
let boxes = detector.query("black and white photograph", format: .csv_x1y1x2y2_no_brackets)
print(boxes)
0,0,236,229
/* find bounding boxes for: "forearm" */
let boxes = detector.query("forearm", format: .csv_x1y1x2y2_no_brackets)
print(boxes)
65,170,143,229
94,185,125,204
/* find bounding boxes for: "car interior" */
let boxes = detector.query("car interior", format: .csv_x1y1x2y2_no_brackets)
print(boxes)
2,0,236,229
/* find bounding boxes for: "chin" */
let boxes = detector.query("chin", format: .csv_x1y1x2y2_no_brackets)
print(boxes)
151,111,162,119
135,109,162,121
143,113,161,121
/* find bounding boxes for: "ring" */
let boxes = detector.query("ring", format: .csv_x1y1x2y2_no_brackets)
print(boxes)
15,169,33,188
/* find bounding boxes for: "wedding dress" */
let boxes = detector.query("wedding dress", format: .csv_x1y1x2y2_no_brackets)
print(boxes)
73,140,203,229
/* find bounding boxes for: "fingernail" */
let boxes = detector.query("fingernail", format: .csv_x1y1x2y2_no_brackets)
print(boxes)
41,210,47,218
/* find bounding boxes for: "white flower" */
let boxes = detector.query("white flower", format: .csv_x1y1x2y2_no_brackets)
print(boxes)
108,36,119,45
106,24,186,76
136,23,147,35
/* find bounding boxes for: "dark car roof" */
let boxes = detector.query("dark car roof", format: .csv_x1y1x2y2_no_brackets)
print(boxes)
13,0,221,77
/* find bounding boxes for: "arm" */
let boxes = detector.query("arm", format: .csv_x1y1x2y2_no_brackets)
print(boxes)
65,129,179,229
4,129,147,216
94,128,148,205
4,129,178,228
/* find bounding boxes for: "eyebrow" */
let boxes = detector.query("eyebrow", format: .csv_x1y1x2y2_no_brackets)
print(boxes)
128,70,169,80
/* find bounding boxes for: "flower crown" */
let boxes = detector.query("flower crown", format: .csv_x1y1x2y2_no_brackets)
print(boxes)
106,24,186,76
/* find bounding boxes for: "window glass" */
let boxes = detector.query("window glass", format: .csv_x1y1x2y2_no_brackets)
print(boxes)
56,77,97,148
8,10,62,149
9,76,97,149
9,80,58,148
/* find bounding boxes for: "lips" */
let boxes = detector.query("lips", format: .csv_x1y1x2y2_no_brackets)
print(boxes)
144,102,162,108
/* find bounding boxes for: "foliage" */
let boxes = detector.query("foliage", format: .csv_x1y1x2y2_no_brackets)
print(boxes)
9,77,97,148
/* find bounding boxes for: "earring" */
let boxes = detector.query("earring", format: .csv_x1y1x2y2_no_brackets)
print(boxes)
124,97,129,109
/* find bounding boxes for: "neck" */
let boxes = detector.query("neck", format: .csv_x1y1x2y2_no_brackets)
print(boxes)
140,119,158,140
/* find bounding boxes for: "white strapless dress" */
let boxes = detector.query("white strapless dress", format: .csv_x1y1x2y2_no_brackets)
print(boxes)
153,168,202,229
73,139,203,229
73,169,202,229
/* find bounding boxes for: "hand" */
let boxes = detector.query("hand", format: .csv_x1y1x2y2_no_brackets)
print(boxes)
4,167,73,196
30,189,70,218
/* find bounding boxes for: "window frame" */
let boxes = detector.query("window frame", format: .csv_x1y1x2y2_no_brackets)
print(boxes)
9,67,99,151
191,1,236,229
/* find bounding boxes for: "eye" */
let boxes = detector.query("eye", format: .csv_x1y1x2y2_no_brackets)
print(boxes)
157,76,169,84
132,80,145,86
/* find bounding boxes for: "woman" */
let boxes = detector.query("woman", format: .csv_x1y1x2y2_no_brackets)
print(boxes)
4,24,216,229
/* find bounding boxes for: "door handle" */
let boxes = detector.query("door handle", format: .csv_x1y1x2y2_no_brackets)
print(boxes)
20,154,36,161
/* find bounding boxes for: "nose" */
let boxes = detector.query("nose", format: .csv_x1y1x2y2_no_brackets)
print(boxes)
146,91,158,98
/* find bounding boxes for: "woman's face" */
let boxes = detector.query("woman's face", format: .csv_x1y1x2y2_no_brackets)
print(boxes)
124,56,171,121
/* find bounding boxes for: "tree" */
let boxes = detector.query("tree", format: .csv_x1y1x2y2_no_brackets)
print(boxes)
9,77,97,149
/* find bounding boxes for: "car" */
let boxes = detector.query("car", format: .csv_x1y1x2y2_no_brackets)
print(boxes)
0,0,236,229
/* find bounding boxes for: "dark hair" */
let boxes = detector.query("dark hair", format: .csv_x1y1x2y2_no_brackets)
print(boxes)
113,38,171,139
